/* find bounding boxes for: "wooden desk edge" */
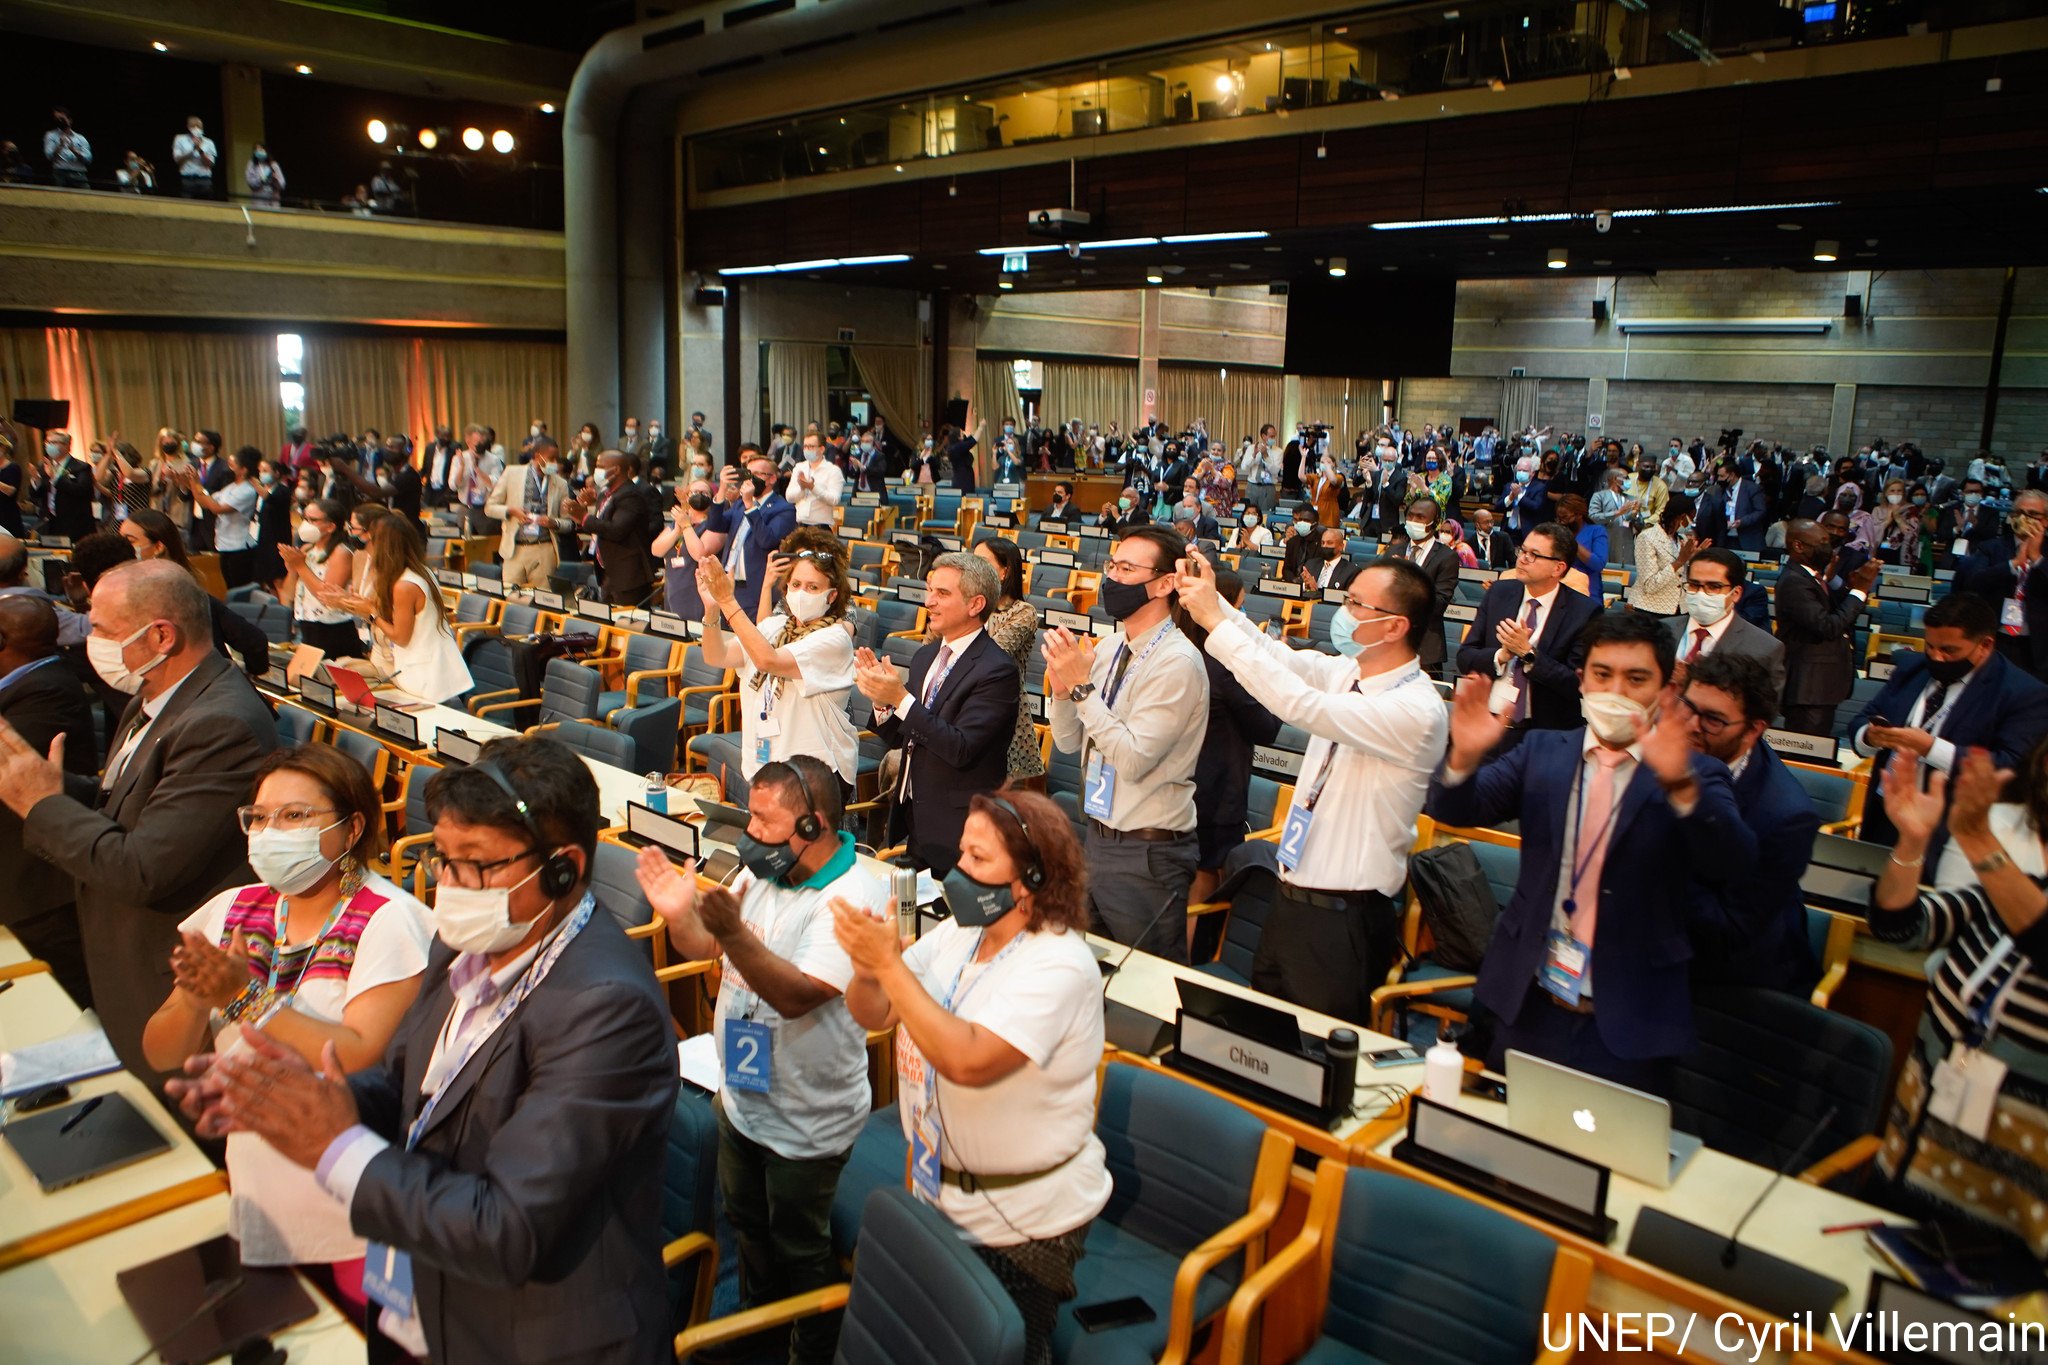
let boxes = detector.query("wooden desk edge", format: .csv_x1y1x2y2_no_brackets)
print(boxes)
0,1170,230,1273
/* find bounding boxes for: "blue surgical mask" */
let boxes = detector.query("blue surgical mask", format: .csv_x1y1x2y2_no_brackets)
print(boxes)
1328,606,1404,658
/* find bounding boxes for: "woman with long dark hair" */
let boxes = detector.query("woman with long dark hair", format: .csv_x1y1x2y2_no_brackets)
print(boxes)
973,535,1046,788
277,497,361,658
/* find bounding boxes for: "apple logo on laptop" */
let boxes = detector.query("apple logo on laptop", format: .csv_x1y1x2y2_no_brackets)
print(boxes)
1572,1108,1598,1134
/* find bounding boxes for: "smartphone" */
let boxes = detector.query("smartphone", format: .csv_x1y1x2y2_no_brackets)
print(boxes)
1366,1045,1421,1068
1462,1073,1509,1103
1073,1297,1157,1334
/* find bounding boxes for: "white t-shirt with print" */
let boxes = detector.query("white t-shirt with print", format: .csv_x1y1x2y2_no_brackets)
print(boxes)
177,872,433,1266
896,921,1112,1247
716,846,888,1160
735,614,859,785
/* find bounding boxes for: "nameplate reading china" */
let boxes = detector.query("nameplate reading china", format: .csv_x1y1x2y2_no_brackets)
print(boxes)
1257,578,1305,599
1175,1014,1329,1110
435,729,483,765
1763,728,1834,761
375,705,420,745
626,803,699,862
577,600,613,623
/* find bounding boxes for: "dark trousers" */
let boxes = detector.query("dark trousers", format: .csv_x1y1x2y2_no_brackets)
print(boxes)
218,548,255,592
1486,983,1672,1095
1252,884,1397,1026
1084,827,1196,964
716,1101,851,1365
1778,703,1837,738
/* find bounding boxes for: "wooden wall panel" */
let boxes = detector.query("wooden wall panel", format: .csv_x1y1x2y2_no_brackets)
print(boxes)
1422,106,1581,218
1081,150,1189,239
1182,139,1300,234
1296,122,1427,227
1569,92,1738,209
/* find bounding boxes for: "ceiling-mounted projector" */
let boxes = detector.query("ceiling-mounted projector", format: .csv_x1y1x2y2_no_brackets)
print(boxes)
1027,207,1093,239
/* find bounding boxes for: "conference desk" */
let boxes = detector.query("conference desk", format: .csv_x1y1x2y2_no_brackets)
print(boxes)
0,926,29,969
0,1193,363,1363
0,969,225,1273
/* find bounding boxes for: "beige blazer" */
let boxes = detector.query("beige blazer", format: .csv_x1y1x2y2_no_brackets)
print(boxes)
485,461,575,559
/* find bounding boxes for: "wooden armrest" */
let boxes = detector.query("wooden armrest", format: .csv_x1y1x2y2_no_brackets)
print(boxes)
884,628,925,641
655,958,718,985
1185,899,1229,918
1369,974,1478,1036
1161,1128,1292,1365
675,684,730,704
624,666,687,708
449,620,500,640
473,695,545,720
672,1285,851,1361
464,686,520,714
1217,1167,1334,1365
1820,816,1861,837
1809,958,1850,1009
1799,1133,1881,1187
663,1231,718,1332
0,960,52,983
383,830,435,879
1245,821,1285,842
1533,1248,1595,1365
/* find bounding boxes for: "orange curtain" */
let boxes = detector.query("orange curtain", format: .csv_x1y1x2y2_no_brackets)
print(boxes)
303,333,566,447
43,327,277,455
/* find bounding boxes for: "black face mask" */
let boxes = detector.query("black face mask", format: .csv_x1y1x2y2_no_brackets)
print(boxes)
1098,575,1154,621
736,831,798,882
688,492,713,513
1925,654,1977,685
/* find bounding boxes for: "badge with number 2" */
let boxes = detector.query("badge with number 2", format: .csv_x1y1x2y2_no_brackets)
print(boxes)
1083,753,1117,819
723,1017,773,1094
1277,806,1313,872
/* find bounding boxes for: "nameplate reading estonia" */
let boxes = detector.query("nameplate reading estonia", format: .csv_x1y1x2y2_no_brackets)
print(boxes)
1176,1015,1327,1108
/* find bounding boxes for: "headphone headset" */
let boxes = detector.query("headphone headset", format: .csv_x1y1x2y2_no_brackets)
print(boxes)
477,762,580,899
982,795,1044,891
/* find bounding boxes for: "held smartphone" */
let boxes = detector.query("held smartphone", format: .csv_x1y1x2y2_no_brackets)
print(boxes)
1073,1297,1158,1334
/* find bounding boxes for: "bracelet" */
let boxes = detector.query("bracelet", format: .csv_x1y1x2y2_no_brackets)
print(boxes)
1971,849,2012,876
1888,851,1925,868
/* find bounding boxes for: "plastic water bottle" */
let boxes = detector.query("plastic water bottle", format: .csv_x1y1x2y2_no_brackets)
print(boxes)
1424,1034,1464,1106
643,773,666,815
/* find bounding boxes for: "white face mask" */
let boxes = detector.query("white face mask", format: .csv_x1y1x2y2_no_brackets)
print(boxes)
1684,589,1731,627
297,520,323,544
87,619,167,695
247,820,345,895
1581,691,1653,746
433,858,552,955
1886,493,1903,506
1404,520,1431,542
593,467,612,491
530,424,543,436
785,587,832,623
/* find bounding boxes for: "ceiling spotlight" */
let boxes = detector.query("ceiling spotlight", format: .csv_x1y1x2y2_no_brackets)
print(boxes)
294,63,313,75
417,127,439,150
998,280,1014,290
492,130,515,154
461,127,485,151
1488,232,1511,241
1547,247,1568,269
1145,269,1164,284
1215,74,1235,94
539,102,556,114
1812,239,1839,262
151,40,169,52
1328,256,1348,277
367,119,388,145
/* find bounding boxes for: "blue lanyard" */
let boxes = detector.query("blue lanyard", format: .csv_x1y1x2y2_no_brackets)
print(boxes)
1102,623,1174,710
407,895,593,1149
938,929,1025,1016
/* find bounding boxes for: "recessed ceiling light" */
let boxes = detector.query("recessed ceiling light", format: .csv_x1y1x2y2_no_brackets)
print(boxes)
931,263,947,270
1777,222,1802,231
1488,232,1510,241
151,41,169,52
1547,247,1568,269
893,164,904,173
294,63,312,75
1328,256,1348,277
1263,245,1283,253
998,280,1014,290
1145,269,1164,284
539,102,556,114
1812,239,1839,262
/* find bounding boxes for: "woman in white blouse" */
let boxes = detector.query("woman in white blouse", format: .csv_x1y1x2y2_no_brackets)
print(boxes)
1627,493,1696,619
291,515,471,702
142,743,431,1321
695,525,859,796
834,789,1110,1365
1223,506,1273,553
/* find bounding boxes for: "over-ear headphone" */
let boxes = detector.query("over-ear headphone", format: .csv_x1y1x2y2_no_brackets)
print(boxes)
795,810,825,842
477,762,580,899
983,796,1044,891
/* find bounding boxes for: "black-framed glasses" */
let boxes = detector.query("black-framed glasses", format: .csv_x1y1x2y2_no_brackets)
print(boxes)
1677,694,1738,736
1683,579,1737,595
1517,546,1564,564
420,846,544,889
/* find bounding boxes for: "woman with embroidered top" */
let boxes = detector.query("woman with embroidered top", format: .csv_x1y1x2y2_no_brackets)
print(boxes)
141,743,432,1320
694,525,859,798
1870,745,2048,1266
276,496,360,658
833,789,1109,1365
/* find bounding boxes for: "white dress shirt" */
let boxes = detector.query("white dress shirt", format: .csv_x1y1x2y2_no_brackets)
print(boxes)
1676,608,1736,662
1487,583,1560,713
792,457,845,526
172,131,216,179
1853,661,1981,774
103,669,193,790
1048,617,1207,833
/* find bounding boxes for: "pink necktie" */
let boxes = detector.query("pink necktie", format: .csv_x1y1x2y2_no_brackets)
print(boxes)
1569,747,1631,949
1509,597,1543,722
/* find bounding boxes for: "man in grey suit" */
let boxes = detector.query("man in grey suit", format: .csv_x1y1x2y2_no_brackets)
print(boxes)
1664,547,1788,704
171,736,677,1364
0,561,275,1082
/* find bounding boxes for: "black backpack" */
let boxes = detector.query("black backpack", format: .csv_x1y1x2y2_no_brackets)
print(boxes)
1405,841,1502,973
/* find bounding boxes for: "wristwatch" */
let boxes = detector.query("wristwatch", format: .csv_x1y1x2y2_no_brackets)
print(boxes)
1066,682,1096,703
1972,848,2013,876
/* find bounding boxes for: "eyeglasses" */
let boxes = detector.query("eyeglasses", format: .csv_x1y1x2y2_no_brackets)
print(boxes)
1683,579,1736,595
1677,694,1738,736
1343,599,1400,619
235,804,338,833
419,846,544,889
1517,547,1564,564
1104,557,1165,580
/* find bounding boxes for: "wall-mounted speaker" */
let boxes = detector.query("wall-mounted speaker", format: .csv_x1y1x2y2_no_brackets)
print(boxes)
11,398,68,430
1844,293,1863,320
1591,299,1609,324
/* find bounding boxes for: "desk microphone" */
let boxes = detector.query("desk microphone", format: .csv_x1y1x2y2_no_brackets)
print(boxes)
1098,892,1181,991
1721,1102,1839,1268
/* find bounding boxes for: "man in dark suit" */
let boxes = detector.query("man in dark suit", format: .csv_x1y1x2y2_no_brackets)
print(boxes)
0,561,275,1081
1279,514,1327,581
1430,610,1756,1088
1693,458,1768,553
702,454,798,617
189,429,230,552
0,595,97,1004
1392,494,1460,677
1679,652,1820,994
1300,525,1362,595
853,552,1020,876
384,434,425,545
1455,523,1600,737
1930,479,2002,566
29,431,96,542
1664,547,1787,702
1096,494,1151,533
170,735,677,1365
1852,591,2048,853
1776,518,1880,736
1953,489,2048,679
574,450,662,606
422,423,461,508
1469,506,1517,572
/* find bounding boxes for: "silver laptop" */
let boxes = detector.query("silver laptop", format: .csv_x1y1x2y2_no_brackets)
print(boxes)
1504,1050,1703,1188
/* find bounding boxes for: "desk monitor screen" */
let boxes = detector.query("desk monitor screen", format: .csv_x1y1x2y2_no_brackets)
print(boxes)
116,1235,320,1365
3,1092,172,1192
627,803,700,863
1811,832,1890,878
695,798,750,846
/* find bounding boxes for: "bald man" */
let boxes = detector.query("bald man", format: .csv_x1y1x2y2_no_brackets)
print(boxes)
0,560,276,1079
0,595,96,1004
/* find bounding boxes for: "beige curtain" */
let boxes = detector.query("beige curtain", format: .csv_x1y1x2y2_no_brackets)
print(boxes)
1501,377,1540,433
46,327,277,454
974,356,1024,436
766,342,830,433
304,334,566,449
1296,375,1383,454
1158,366,1284,459
1040,361,1139,430
851,344,925,440
0,330,51,431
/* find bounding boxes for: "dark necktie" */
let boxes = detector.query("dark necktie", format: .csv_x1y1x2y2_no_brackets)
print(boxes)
1920,681,1952,732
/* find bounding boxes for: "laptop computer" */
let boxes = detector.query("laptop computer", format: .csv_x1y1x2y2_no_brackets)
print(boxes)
115,1234,320,1365
1505,1050,1702,1187
1174,976,1325,1059
3,1092,173,1192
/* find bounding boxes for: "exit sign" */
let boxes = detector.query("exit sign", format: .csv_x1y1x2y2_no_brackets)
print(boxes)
1002,253,1029,274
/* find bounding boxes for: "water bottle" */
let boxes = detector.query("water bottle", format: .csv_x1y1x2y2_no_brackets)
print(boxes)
643,773,666,815
892,864,920,942
1323,1027,1359,1118
1424,1033,1464,1106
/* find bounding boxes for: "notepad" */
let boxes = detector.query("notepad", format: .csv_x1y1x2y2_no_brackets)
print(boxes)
0,1027,121,1098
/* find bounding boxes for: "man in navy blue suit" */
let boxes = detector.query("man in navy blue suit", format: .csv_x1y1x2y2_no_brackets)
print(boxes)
1454,523,1601,737
702,450,798,617
1693,458,1768,553
1678,652,1821,993
1852,591,2048,853
1430,610,1756,1090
